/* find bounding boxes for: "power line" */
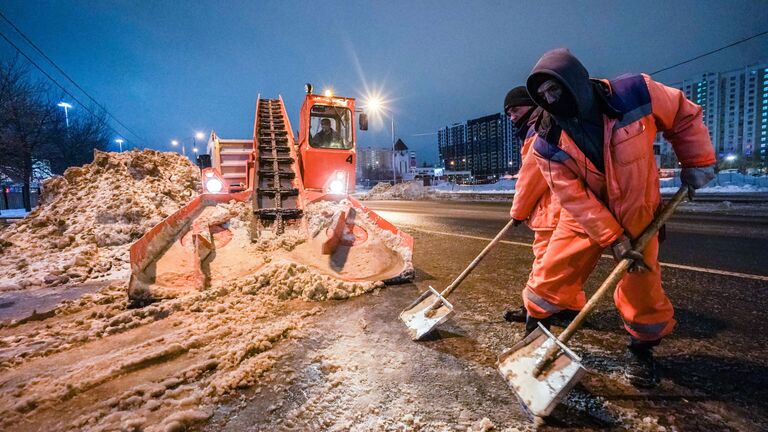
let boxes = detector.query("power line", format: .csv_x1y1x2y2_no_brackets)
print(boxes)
651,29,768,75
0,28,134,147
0,11,148,146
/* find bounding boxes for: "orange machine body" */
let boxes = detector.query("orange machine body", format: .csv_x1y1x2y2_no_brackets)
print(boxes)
297,94,357,195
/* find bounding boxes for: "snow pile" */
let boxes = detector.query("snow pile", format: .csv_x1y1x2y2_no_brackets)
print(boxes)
236,260,383,301
659,172,768,193
0,150,199,291
360,182,392,199
361,181,429,200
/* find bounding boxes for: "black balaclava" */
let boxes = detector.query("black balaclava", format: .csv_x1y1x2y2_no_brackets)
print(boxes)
526,48,605,172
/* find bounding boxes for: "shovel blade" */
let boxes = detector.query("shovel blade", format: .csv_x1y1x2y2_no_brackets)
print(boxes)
399,285,454,340
497,324,586,418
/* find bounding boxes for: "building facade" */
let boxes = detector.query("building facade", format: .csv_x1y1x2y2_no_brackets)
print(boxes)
437,114,520,178
357,141,416,182
656,63,768,168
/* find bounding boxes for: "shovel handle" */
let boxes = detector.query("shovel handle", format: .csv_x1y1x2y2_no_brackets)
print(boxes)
532,186,689,376
439,218,517,300
426,219,517,312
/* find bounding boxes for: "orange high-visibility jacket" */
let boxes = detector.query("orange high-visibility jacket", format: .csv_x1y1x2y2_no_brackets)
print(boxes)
510,131,561,230
533,74,715,246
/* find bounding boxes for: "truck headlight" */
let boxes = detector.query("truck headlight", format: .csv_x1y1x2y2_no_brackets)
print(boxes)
205,178,223,193
329,179,344,194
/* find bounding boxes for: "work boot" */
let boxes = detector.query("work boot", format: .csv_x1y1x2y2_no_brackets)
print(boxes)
525,315,552,336
503,305,527,323
551,309,579,327
624,339,661,388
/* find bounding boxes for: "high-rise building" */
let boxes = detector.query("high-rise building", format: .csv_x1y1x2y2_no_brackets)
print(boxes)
437,123,466,171
655,63,768,167
437,114,520,178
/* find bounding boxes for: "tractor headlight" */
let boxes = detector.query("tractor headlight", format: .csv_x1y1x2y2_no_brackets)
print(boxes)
329,179,345,194
205,178,223,193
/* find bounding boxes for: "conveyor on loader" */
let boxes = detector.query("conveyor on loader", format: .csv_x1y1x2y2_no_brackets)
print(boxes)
253,99,303,236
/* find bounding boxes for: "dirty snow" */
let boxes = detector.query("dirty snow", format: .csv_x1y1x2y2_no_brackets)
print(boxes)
0,150,199,291
0,149,419,431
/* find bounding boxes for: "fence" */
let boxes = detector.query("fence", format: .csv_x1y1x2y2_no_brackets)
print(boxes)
0,191,39,210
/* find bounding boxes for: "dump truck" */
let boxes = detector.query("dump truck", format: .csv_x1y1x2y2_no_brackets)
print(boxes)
127,85,414,302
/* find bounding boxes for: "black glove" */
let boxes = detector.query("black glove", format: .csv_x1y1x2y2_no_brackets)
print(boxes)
680,165,715,200
512,218,525,227
611,235,650,273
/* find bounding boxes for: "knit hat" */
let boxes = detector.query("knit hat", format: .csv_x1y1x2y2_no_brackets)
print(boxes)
504,86,535,111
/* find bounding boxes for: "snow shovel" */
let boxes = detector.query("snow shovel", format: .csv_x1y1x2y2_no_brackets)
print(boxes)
400,218,517,340
497,185,689,421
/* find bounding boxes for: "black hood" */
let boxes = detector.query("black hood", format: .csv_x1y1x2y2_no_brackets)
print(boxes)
527,48,607,172
526,48,595,118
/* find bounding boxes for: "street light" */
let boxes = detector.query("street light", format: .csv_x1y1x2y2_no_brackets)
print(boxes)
115,138,124,152
193,131,206,157
171,139,184,156
57,102,73,128
363,96,396,184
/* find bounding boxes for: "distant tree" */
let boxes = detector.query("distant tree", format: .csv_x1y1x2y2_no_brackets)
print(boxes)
0,57,58,211
44,110,110,175
0,57,110,210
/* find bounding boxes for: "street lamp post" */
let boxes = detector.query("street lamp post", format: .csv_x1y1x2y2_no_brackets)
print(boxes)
362,96,397,185
171,132,205,158
390,117,396,185
57,102,72,128
115,138,124,152
194,132,205,151
171,139,183,156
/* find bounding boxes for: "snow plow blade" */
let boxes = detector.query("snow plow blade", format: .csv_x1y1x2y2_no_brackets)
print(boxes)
128,192,249,303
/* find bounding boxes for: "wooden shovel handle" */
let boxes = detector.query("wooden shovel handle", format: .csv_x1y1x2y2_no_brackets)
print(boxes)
441,218,517,298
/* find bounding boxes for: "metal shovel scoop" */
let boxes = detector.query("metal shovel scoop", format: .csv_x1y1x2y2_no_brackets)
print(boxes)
400,219,516,340
497,186,689,421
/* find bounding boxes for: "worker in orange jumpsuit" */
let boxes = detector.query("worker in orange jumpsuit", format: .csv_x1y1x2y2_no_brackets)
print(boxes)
501,87,578,326
525,48,715,388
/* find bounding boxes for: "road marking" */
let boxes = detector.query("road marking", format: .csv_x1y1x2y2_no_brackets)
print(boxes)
406,227,768,282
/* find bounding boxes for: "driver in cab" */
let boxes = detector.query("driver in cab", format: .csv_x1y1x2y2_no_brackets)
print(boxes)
313,118,341,148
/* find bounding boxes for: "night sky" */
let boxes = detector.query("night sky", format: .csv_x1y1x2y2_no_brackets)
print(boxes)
1,1,766,164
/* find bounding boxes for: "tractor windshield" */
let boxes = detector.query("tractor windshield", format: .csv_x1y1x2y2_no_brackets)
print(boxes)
309,105,352,149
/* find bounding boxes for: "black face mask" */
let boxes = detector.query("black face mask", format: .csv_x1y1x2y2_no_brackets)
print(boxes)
541,90,578,118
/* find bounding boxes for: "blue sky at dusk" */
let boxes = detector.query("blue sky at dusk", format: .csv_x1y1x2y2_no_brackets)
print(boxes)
1,1,766,164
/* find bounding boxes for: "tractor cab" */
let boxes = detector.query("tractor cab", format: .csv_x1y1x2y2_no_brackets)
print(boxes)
297,84,367,195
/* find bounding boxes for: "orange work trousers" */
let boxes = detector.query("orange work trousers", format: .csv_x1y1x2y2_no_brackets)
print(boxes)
522,223,676,341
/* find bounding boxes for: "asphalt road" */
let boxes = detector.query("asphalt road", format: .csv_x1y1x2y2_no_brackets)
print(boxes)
364,199,768,277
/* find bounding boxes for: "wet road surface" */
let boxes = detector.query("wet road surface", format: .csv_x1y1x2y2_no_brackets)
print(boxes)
203,199,768,431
